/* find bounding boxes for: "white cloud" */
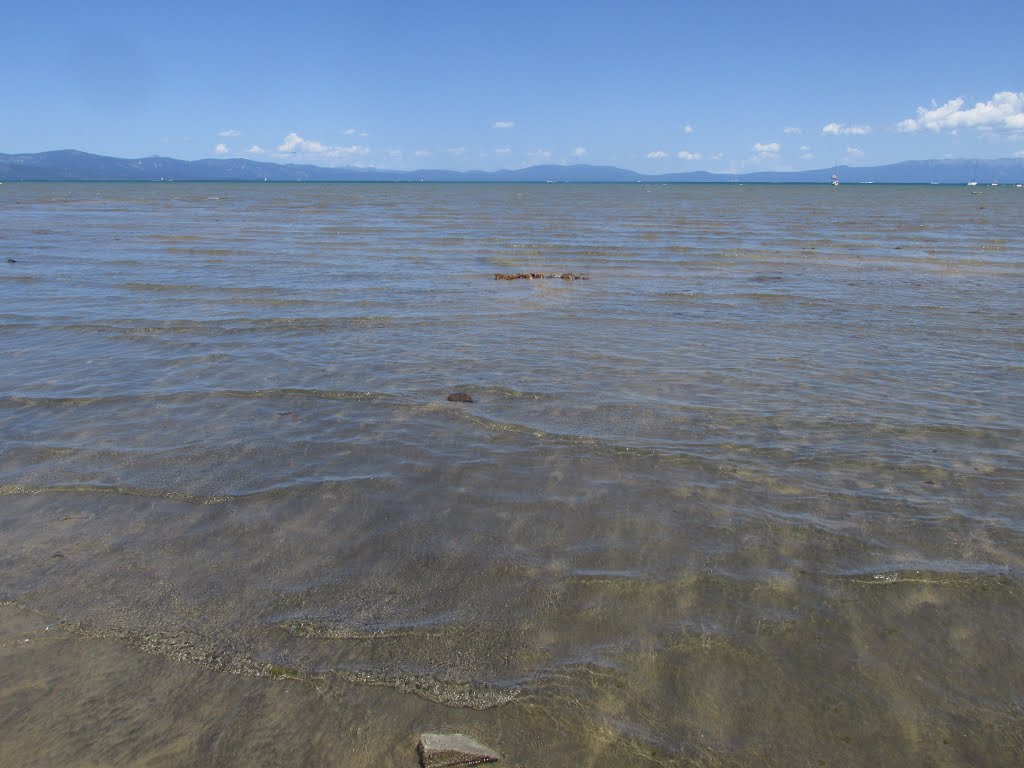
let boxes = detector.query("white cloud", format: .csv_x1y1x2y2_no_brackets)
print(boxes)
676,150,702,160
1013,149,1024,158
278,133,325,153
493,120,515,128
214,143,229,155
822,122,872,135
571,147,587,157
447,146,466,156
246,145,266,154
897,91,1024,133
388,149,402,159
711,152,725,160
683,124,694,134
334,144,372,156
218,129,240,137
845,146,865,159
753,142,781,157
495,147,511,155
646,150,669,159
801,153,815,160
414,149,431,157
527,149,552,161
783,126,802,135
800,145,811,151
277,132,371,157
344,128,358,135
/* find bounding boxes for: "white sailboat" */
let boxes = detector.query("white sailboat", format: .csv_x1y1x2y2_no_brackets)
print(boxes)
967,162,978,186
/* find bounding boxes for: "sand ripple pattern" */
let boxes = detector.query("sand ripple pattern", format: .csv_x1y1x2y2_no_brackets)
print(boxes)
1,182,1022,766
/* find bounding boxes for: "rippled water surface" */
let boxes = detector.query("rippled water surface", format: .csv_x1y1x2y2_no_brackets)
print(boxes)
1,182,1022,766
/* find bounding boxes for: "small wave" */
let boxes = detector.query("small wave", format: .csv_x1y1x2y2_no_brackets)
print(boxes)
223,386,398,404
0,483,233,505
1,393,143,408
830,564,1019,586
0,387,397,410
275,613,460,640
63,619,518,709
17,315,399,336
146,234,204,243
162,247,242,256
116,282,207,292
0,274,40,283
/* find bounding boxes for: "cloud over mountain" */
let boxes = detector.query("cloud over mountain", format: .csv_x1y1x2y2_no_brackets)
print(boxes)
277,132,371,158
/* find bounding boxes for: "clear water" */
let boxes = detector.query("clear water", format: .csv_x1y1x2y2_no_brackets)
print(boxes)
1,182,1022,766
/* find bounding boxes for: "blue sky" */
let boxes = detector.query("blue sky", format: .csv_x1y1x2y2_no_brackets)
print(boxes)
4,1,1023,172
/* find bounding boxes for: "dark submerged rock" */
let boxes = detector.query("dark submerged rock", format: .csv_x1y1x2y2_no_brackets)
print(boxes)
418,733,499,767
447,393,473,403
494,272,588,280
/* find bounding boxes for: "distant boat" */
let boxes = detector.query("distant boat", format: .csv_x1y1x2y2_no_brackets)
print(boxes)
967,180,978,186
831,173,839,187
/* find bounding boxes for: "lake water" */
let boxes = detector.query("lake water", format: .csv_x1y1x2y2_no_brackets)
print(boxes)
1,182,1022,766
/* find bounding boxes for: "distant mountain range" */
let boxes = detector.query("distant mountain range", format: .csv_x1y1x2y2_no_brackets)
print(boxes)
2,149,1024,184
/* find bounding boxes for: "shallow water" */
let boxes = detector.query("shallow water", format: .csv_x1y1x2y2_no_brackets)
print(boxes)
1,182,1022,766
